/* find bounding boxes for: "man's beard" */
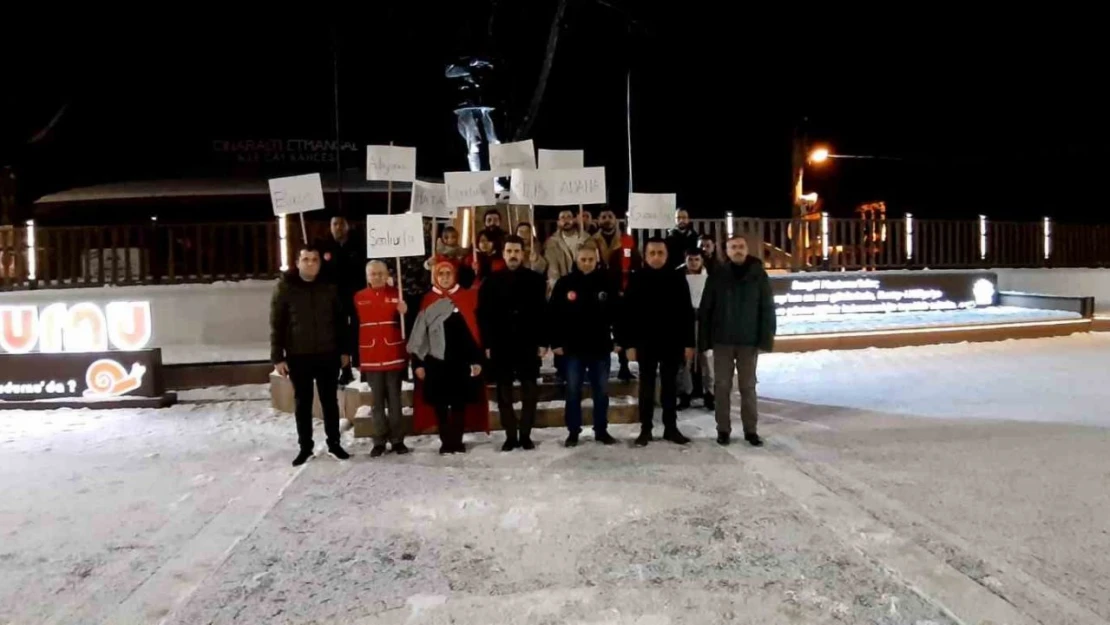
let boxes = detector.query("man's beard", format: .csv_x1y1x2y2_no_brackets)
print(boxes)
561,224,577,232
601,224,616,234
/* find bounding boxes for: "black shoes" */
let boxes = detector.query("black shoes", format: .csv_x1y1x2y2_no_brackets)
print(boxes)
676,395,692,411
663,428,691,445
703,394,715,411
501,438,518,452
745,433,764,447
716,432,730,446
634,430,653,447
392,442,410,455
327,445,350,460
292,449,314,466
595,431,617,445
565,432,579,448
370,445,386,458
520,437,535,450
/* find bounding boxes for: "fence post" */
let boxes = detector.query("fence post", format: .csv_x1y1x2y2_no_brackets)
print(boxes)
1042,217,1051,267
904,213,914,267
978,215,988,266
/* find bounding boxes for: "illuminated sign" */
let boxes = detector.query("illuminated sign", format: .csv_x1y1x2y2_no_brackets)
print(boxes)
0,301,151,355
0,349,165,403
771,271,997,317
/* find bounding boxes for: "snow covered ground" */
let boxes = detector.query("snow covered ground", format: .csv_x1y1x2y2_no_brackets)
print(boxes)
4,335,1110,623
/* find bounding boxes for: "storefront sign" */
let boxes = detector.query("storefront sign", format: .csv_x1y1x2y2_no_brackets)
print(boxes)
772,271,997,317
0,349,166,401
0,301,151,354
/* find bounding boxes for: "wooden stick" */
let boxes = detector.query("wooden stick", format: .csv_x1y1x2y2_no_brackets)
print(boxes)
299,212,308,244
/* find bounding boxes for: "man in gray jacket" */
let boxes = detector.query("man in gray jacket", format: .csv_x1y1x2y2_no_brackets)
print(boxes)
271,246,352,466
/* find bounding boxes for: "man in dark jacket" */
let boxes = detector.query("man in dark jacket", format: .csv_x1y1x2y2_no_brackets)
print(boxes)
316,215,366,381
478,235,548,451
622,237,696,447
698,235,776,447
548,243,619,447
665,208,700,269
270,246,352,466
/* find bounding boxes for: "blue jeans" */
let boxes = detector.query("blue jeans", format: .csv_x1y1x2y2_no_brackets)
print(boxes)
565,356,610,434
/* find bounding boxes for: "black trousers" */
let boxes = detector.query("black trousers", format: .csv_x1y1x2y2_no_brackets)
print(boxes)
434,401,466,448
637,351,681,432
494,359,539,440
288,353,342,452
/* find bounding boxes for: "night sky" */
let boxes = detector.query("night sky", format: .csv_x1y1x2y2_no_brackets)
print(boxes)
2,6,1103,222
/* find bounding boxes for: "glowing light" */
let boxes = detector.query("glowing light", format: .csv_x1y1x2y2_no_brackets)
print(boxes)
820,212,830,261
0,301,153,355
278,215,289,272
799,192,818,204
1043,217,1052,260
979,215,988,260
726,211,734,238
905,213,914,261
26,220,36,281
461,208,472,248
809,147,830,164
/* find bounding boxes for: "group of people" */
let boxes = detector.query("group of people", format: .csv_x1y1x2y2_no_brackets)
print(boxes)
269,208,775,466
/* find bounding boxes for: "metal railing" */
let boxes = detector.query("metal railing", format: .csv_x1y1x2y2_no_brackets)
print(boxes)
2,217,1108,290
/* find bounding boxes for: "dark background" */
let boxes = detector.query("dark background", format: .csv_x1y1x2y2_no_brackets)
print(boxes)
2,5,1103,222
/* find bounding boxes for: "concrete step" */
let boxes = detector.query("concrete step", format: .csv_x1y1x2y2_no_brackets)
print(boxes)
352,396,639,438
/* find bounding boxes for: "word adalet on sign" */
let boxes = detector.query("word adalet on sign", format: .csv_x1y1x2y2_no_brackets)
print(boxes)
0,301,152,355
509,166,607,206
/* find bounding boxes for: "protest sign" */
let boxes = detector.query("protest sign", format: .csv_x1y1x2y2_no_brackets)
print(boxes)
537,149,584,170
366,145,417,182
445,171,497,208
366,213,425,259
628,193,678,230
509,166,606,206
489,140,536,176
268,173,326,216
409,180,453,218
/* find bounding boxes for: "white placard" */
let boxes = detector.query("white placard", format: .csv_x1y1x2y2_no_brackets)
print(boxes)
366,213,425,258
628,193,677,230
366,145,417,182
268,173,326,215
537,149,584,170
489,140,536,176
509,166,607,206
444,171,497,208
409,180,454,218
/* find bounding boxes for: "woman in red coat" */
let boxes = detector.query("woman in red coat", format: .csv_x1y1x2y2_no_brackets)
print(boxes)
406,261,489,453
354,260,410,457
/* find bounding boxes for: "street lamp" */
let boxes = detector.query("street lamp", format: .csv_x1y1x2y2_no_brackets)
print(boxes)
808,147,830,164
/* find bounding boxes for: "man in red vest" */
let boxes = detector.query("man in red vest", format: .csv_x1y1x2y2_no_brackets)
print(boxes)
354,260,410,457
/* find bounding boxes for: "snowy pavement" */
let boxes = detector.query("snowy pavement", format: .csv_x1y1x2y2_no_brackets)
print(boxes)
3,335,1110,623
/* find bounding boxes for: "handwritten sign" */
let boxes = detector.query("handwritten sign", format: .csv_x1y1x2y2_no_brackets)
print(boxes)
538,149,584,170
366,213,425,258
268,173,326,216
366,145,417,182
489,140,536,176
628,193,677,230
444,171,497,208
509,166,606,206
409,180,453,218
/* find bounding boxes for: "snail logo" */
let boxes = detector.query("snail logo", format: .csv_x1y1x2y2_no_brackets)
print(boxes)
973,279,996,307
83,359,147,398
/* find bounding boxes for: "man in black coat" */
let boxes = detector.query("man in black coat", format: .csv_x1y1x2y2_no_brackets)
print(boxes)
270,246,352,466
665,208,700,269
699,235,776,447
548,243,620,447
316,215,366,381
478,235,548,451
622,237,696,447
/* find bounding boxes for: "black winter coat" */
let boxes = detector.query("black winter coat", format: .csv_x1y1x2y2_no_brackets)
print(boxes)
316,235,366,301
620,265,696,357
665,227,700,269
548,268,618,360
411,311,483,407
698,257,776,352
477,266,548,362
269,272,351,363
